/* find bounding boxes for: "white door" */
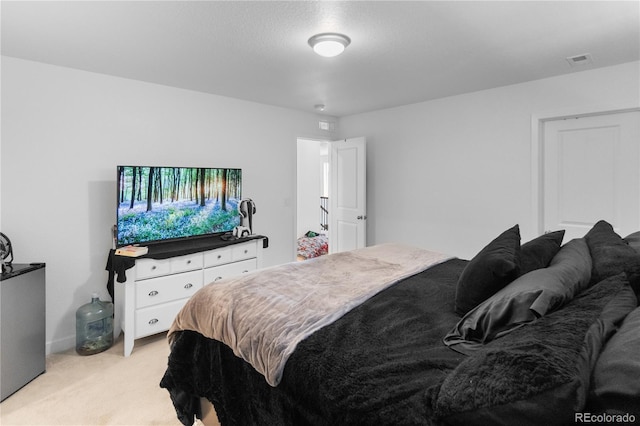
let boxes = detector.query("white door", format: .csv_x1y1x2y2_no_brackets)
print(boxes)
329,137,367,253
543,111,640,241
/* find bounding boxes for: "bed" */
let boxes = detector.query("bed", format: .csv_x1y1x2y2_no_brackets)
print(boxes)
161,220,640,425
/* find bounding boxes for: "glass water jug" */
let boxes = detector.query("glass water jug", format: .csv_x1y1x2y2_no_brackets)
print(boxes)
76,293,114,355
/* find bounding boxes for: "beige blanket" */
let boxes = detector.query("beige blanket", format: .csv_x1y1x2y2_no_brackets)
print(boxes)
168,243,453,386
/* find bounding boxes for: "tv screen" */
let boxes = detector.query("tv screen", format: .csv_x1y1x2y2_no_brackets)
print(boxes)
116,166,242,246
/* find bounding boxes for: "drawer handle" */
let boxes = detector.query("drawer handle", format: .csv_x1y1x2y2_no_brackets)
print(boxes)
187,260,192,264
151,266,157,270
148,290,159,297
149,318,159,325
184,283,193,289
244,250,248,254
242,270,249,274
214,276,223,282
217,255,222,259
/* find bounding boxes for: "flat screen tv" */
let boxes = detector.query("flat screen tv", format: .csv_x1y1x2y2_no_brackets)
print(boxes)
116,166,242,247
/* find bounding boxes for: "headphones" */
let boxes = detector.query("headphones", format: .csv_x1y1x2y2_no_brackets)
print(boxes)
238,198,256,217
238,199,256,234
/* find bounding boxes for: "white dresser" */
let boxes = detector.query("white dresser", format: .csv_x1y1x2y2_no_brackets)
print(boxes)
113,237,265,356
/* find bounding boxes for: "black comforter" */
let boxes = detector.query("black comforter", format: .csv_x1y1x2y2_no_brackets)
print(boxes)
160,258,468,426
162,222,640,425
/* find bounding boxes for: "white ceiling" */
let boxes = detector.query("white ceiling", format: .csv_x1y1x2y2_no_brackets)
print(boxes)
2,1,639,117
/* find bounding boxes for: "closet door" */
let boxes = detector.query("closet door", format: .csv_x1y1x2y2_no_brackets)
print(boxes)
543,111,640,241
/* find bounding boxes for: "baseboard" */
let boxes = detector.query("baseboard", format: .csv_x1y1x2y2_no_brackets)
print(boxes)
46,335,75,355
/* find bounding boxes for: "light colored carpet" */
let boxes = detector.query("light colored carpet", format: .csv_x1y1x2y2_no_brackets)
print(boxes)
0,332,215,426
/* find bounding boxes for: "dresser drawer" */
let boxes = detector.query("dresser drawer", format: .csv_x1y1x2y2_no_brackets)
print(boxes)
232,242,257,261
135,300,185,339
203,246,233,268
135,258,171,280
170,253,203,274
135,269,203,309
204,258,257,284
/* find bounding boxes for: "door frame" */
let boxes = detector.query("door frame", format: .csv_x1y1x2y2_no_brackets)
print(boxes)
295,137,331,260
530,102,640,236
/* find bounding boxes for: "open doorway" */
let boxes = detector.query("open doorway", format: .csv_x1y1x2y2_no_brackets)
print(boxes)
296,138,330,261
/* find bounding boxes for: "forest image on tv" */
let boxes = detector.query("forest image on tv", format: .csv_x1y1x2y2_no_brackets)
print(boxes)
117,166,242,246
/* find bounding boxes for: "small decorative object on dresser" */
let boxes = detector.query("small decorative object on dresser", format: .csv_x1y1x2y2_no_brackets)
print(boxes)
114,245,148,257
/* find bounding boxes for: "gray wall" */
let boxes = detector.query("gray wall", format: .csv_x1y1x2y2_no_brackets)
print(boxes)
2,56,638,353
1,57,336,353
339,61,640,259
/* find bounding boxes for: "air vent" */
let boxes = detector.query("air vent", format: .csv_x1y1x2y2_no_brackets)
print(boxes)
566,53,593,67
318,120,335,131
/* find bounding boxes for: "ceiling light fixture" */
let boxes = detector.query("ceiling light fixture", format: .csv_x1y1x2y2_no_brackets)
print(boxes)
308,33,351,58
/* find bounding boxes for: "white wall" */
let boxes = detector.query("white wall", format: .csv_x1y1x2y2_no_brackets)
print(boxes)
338,61,640,259
3,57,638,353
1,57,336,353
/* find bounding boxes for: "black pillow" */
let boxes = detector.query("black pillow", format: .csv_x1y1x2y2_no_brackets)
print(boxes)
454,225,521,316
520,230,565,275
584,221,640,297
624,231,640,255
436,274,637,426
444,238,592,353
588,305,640,415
